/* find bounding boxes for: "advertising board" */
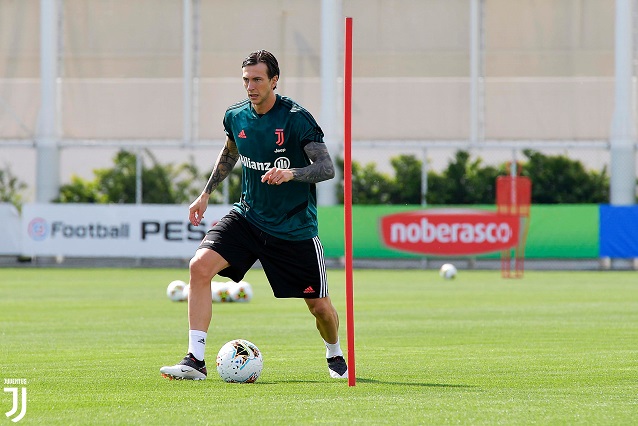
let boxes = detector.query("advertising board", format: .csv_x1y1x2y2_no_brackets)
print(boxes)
21,203,229,258
380,209,520,255
318,205,599,259
599,205,638,257
14,203,603,260
0,203,21,255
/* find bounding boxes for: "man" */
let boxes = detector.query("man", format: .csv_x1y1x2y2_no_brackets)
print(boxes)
160,50,347,380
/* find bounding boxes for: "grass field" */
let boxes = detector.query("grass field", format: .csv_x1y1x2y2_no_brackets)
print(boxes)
1,267,637,425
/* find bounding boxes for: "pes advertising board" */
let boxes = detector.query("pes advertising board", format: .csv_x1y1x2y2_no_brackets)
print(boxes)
0,203,21,255
21,203,229,258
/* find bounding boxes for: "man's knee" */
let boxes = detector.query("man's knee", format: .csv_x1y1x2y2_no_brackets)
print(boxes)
307,298,336,318
189,249,227,283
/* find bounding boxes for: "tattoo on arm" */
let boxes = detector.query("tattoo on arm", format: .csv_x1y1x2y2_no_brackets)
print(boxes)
292,142,336,183
204,138,239,194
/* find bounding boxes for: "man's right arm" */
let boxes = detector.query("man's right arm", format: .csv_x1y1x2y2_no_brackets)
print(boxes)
203,136,240,194
189,136,239,226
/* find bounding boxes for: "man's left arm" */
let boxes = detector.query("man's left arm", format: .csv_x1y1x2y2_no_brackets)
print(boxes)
292,142,335,183
262,141,335,185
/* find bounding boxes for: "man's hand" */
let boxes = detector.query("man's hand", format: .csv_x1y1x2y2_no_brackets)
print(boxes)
261,168,293,185
189,192,210,226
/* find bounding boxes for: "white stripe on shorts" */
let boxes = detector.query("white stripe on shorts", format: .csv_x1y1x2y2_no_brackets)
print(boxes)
312,236,328,298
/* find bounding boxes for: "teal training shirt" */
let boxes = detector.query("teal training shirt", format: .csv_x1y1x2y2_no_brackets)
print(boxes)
223,94,324,241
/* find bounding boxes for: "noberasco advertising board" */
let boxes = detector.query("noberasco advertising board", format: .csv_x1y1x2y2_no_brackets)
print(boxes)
318,205,599,259
380,209,520,255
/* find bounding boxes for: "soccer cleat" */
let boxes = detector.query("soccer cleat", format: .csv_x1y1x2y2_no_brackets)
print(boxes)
160,353,207,380
327,355,348,379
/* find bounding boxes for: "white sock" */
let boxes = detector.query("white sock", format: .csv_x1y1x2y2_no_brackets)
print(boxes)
324,338,343,358
188,330,207,361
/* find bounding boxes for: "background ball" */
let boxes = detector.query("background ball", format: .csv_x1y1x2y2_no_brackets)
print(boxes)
166,280,187,301
227,281,253,303
211,281,232,303
216,339,263,383
182,284,190,300
439,263,457,280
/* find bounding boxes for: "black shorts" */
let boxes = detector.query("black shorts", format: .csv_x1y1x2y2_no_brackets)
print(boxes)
198,210,328,299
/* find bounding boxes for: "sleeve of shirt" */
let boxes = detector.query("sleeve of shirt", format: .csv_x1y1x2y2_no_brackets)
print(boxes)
298,112,325,147
301,125,324,145
223,112,234,142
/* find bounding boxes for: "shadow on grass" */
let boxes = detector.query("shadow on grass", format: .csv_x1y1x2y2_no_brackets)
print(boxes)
355,377,475,388
255,378,476,388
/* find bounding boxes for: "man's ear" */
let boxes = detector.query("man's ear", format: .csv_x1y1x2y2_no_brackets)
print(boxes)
271,75,279,90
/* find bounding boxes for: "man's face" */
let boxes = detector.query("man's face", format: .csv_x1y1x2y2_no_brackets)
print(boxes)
242,62,278,111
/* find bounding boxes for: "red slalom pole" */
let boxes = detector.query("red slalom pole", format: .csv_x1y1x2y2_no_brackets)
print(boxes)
343,16,355,387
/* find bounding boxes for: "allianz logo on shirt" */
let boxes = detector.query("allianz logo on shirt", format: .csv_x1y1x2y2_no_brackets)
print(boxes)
239,155,290,171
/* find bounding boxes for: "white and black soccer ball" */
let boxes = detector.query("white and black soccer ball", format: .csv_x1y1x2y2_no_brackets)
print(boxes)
227,281,253,303
216,339,263,383
439,263,457,280
166,280,187,301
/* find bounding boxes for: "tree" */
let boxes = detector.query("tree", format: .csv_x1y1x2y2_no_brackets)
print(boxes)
57,176,107,203
0,164,27,211
390,155,423,204
332,150,613,205
56,150,203,204
521,150,609,203
338,151,501,205
426,151,500,204
336,157,394,204
56,149,246,205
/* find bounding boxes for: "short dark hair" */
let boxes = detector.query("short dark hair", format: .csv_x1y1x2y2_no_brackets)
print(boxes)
242,50,280,82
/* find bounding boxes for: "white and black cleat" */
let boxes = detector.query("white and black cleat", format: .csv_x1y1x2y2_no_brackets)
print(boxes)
327,355,348,379
160,353,207,380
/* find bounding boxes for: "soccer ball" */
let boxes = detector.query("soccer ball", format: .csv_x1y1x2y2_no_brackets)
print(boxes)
216,339,263,383
439,263,457,280
182,284,190,300
211,281,232,303
227,281,253,303
166,280,187,301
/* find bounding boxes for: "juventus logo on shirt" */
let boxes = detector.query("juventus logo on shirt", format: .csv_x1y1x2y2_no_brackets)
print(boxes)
275,129,284,146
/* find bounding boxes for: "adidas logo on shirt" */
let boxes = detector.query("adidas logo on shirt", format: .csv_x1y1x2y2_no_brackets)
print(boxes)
238,129,247,139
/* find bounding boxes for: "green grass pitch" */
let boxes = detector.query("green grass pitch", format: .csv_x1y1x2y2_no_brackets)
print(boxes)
1,267,637,425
